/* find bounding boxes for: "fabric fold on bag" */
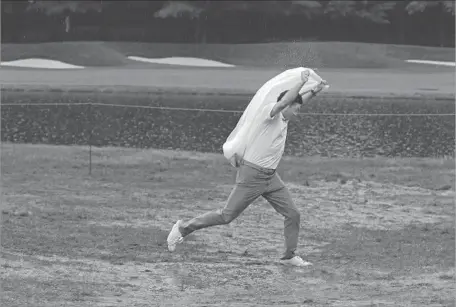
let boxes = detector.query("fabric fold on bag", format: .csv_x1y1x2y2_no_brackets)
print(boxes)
222,67,329,167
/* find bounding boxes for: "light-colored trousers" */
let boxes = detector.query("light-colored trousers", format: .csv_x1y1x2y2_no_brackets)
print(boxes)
180,160,300,258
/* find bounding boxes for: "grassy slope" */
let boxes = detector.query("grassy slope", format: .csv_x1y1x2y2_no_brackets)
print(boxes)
2,65,454,98
2,41,454,97
1,144,454,306
2,41,455,69
1,42,130,67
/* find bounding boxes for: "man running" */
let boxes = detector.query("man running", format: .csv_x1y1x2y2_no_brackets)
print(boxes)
167,69,327,266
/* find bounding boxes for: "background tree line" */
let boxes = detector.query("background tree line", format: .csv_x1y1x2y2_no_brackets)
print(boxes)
2,0,455,47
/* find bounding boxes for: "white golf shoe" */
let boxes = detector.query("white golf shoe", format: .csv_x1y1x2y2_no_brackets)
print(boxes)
280,255,313,267
167,220,184,252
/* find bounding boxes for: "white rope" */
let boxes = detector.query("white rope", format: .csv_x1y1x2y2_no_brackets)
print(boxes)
92,102,242,113
2,102,454,117
2,102,92,106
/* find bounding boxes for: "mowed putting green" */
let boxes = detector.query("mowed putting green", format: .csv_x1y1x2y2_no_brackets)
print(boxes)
1,144,454,306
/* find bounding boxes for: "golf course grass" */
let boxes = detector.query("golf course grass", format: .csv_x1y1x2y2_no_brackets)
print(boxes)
1,41,455,98
1,144,454,306
2,41,455,68
2,91,454,158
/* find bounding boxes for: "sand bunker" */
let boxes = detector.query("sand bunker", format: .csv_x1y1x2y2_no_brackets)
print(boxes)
0,58,84,69
406,59,455,67
128,56,235,68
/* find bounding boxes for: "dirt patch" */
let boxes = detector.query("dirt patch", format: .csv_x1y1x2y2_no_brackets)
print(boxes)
1,144,454,306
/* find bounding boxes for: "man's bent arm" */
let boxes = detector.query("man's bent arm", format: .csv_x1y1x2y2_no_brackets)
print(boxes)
299,80,328,103
299,90,317,104
270,71,309,118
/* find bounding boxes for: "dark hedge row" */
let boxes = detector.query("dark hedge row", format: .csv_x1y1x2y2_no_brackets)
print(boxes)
1,91,454,158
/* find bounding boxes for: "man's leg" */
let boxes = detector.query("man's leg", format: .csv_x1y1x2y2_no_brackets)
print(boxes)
167,165,267,251
179,181,263,237
262,173,301,259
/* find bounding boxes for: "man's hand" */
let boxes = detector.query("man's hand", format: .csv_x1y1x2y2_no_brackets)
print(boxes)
301,70,310,83
234,153,242,167
311,80,328,96
299,79,328,104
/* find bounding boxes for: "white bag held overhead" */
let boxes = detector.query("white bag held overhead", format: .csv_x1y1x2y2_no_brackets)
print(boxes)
222,67,329,167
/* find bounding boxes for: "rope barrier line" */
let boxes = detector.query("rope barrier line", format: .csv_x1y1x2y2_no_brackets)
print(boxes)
2,102,454,117
92,102,242,113
2,102,93,106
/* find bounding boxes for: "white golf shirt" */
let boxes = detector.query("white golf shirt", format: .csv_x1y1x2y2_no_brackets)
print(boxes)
243,103,288,170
